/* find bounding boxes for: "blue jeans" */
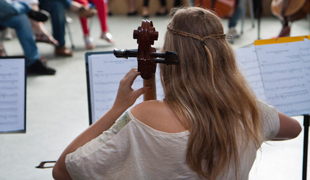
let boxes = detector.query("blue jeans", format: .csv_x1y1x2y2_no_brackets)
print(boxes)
228,0,242,28
0,0,30,20
0,14,39,66
39,0,69,48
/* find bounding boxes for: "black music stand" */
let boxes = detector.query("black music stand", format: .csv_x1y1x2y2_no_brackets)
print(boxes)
303,115,310,180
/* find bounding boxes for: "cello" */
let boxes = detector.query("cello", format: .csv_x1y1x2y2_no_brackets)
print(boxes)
271,0,310,37
195,0,237,18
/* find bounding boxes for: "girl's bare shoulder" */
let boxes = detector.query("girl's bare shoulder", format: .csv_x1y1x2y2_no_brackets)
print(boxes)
130,100,186,133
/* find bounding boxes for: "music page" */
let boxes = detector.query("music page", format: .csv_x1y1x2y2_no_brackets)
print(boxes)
255,42,310,116
0,58,25,133
88,53,163,123
234,46,266,101
298,39,310,84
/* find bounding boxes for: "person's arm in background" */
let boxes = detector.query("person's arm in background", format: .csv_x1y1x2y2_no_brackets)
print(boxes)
52,68,147,180
272,112,302,140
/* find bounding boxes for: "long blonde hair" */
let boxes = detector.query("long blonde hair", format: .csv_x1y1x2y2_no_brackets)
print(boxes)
160,7,262,179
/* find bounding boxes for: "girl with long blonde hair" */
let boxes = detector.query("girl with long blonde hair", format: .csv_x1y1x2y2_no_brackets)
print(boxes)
53,7,301,180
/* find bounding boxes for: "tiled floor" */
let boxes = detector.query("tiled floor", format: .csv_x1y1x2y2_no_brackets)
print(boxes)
0,12,310,180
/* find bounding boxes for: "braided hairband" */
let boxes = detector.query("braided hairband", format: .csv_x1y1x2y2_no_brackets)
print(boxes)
166,24,225,96
167,25,226,42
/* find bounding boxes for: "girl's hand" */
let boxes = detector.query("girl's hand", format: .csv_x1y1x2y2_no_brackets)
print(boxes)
112,68,146,112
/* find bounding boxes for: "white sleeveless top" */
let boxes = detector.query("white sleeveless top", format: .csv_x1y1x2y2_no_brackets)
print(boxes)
65,100,279,180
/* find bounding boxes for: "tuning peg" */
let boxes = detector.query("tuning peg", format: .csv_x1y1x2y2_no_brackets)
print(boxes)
113,49,138,59
151,51,179,65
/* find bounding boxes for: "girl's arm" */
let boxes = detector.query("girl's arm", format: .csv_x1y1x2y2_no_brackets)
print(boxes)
52,68,146,180
272,112,302,140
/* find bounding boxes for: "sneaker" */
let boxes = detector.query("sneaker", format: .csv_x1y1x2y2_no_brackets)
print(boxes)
55,46,73,57
100,32,114,43
26,60,56,75
227,28,240,38
27,9,50,22
226,36,234,44
78,6,97,18
84,36,95,49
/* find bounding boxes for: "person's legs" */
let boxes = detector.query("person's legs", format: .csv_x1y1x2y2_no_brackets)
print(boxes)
156,0,167,15
40,0,72,57
174,0,181,7
0,14,39,66
143,0,149,7
73,0,95,49
228,5,242,29
39,1,66,48
227,0,242,42
92,0,108,32
142,0,149,17
29,3,58,46
92,0,113,43
70,1,97,18
0,14,55,75
159,0,166,6
155,0,167,15
127,0,137,14
73,0,90,35
10,1,31,15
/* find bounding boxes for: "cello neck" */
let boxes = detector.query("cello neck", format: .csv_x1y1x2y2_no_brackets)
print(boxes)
143,74,157,101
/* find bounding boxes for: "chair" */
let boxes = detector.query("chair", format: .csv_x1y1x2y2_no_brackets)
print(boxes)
65,16,75,49
240,0,255,35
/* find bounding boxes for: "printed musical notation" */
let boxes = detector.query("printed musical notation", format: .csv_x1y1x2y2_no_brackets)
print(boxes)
255,42,310,116
234,46,266,101
298,40,310,84
0,58,25,133
88,53,164,123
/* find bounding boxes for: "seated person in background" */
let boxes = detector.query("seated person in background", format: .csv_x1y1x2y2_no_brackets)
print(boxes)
73,0,114,49
0,0,56,75
52,7,301,180
15,0,58,46
38,0,96,57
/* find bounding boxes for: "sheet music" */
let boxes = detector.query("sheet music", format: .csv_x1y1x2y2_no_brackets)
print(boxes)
255,42,310,116
298,39,310,84
234,46,266,101
88,53,164,123
0,58,25,132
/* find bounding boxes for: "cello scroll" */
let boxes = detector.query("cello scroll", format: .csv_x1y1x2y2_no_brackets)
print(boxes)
113,20,179,101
